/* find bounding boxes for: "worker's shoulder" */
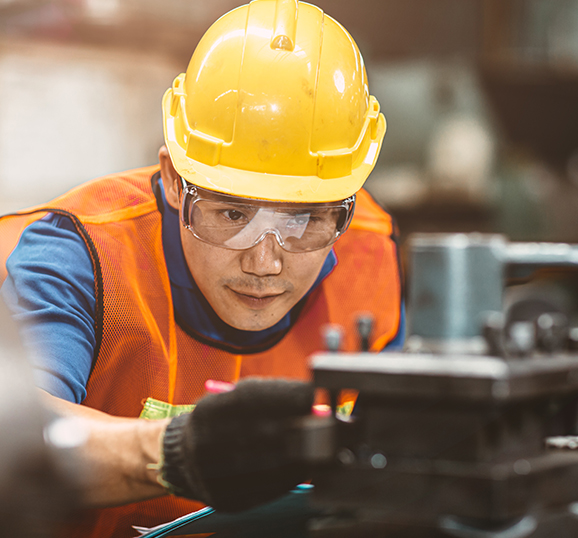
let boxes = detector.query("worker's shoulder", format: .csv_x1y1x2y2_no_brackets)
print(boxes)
349,188,395,236
47,165,161,221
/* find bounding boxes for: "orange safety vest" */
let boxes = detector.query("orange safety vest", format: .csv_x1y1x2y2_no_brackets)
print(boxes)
0,165,402,538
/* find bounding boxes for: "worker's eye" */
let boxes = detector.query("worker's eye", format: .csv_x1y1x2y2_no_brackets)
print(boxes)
221,209,249,223
288,213,310,226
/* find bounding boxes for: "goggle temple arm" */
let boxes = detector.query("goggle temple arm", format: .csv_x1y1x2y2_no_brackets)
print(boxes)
179,177,197,228
340,195,356,236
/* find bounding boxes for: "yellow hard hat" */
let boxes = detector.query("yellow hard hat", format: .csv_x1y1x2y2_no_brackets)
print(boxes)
162,0,386,203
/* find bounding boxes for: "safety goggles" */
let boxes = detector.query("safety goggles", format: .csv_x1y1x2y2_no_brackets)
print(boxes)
179,178,355,253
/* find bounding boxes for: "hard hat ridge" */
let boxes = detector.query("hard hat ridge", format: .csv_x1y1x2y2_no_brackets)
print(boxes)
270,0,298,51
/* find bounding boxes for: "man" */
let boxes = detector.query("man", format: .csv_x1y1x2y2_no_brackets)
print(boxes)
0,0,403,536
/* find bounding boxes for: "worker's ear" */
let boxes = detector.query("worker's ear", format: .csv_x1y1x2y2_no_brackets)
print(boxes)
159,146,181,210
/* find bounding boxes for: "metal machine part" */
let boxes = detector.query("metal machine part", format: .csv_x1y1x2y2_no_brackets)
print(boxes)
303,233,578,537
309,352,578,536
408,233,578,355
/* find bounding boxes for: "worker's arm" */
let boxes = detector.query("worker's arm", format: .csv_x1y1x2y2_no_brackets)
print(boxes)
41,391,169,507
41,378,314,512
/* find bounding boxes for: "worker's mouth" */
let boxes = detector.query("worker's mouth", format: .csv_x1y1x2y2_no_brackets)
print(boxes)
228,289,285,309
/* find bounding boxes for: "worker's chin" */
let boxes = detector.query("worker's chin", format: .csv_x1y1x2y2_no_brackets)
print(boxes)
223,310,284,332
217,303,287,332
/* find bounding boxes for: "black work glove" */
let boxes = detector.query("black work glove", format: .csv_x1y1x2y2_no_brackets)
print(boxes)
161,377,314,512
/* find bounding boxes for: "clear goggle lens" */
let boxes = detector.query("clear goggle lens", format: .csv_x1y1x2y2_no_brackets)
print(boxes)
180,180,355,253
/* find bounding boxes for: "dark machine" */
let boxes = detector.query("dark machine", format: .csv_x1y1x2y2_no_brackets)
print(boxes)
306,233,578,537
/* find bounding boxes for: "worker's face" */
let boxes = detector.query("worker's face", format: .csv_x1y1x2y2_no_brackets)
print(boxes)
179,226,331,331
160,147,333,331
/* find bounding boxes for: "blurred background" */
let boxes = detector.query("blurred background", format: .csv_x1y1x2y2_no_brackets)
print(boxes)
1,0,578,248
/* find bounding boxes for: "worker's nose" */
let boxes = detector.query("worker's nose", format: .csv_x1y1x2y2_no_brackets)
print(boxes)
240,233,283,277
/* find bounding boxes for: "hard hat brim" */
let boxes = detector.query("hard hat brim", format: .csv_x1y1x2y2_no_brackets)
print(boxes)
162,89,386,203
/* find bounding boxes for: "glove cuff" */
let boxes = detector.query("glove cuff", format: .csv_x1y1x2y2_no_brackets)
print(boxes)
161,413,207,501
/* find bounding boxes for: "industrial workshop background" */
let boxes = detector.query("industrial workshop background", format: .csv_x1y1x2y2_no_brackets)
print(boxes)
1,0,578,263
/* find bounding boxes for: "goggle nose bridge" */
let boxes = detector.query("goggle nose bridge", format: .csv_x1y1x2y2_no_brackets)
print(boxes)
250,228,286,250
